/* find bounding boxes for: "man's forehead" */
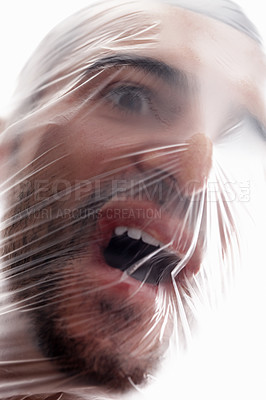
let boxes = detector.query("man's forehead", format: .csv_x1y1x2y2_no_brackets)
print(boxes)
108,3,265,123
90,2,264,109
154,5,266,124
70,2,265,79
145,4,263,68
11,0,266,128
162,0,261,43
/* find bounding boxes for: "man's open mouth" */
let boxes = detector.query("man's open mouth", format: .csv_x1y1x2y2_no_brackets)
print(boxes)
98,200,202,286
103,228,181,285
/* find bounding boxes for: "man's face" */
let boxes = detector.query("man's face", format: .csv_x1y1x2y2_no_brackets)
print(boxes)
1,1,265,394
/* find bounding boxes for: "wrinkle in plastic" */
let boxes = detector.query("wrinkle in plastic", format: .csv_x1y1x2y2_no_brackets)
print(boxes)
0,0,266,399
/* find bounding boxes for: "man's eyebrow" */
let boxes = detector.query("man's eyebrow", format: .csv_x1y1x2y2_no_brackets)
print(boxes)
86,54,191,87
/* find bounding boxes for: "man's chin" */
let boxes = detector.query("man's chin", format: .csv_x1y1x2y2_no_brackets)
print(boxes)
33,256,173,392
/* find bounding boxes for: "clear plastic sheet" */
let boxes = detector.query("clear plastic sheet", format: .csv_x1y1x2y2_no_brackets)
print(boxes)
0,0,265,399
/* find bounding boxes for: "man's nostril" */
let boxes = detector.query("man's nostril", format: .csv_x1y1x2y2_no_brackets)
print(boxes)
177,133,213,196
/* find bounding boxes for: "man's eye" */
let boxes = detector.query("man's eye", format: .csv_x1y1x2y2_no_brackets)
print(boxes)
103,84,153,115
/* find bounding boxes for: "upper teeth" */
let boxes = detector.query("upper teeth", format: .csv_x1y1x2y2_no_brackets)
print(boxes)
114,226,164,247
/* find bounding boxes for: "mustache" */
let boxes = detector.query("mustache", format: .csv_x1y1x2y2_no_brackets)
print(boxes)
64,170,201,239
0,169,198,312
0,168,204,277
3,168,195,229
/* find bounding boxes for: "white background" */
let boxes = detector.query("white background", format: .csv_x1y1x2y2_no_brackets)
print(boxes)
0,1,265,399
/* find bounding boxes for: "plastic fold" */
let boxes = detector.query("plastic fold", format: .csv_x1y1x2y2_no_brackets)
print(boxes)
0,0,265,399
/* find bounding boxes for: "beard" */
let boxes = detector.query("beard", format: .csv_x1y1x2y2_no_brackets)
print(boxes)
1,155,195,392
1,127,240,396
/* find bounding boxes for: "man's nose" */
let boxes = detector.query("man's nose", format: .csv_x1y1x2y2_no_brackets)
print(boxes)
136,133,213,196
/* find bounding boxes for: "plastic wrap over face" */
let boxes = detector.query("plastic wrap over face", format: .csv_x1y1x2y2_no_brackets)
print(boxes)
0,0,266,399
